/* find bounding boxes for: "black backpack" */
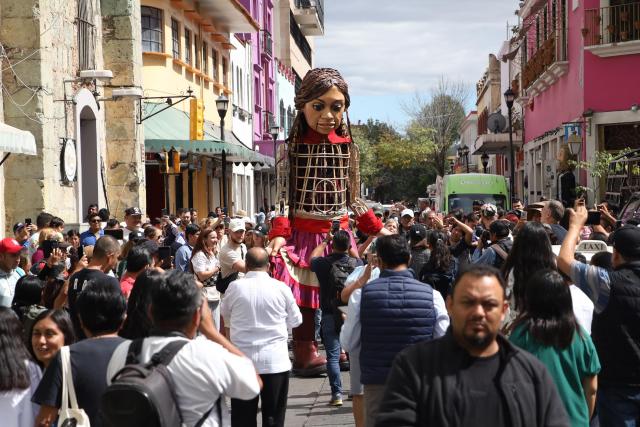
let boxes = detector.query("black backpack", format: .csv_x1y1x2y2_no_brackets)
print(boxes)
328,258,358,333
101,339,219,427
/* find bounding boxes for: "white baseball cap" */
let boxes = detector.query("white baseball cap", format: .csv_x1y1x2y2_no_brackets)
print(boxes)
229,218,245,232
401,208,414,218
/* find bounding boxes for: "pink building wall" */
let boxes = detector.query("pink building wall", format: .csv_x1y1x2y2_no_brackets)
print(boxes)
523,0,640,142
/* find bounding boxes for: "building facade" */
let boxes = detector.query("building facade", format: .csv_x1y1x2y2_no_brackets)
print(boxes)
517,0,640,205
0,0,144,231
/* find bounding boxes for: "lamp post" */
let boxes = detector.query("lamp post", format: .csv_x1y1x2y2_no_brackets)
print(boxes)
504,88,516,205
461,145,470,173
481,153,489,174
269,121,280,203
449,160,455,174
216,94,229,211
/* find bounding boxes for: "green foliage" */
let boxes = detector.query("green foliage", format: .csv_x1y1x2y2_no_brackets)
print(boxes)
568,148,634,203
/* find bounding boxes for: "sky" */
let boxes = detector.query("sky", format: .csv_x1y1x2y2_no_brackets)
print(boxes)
314,0,519,130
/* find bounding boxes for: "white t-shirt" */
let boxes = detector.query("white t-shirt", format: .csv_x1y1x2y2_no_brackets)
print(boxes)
570,284,594,334
192,251,220,301
107,336,259,427
0,360,42,427
218,242,246,280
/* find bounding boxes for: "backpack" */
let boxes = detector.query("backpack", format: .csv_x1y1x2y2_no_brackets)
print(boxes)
328,257,358,333
490,240,512,270
101,339,219,427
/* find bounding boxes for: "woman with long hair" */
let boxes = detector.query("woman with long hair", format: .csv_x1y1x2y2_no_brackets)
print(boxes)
29,309,75,369
510,270,600,427
501,221,556,326
419,230,456,299
190,228,221,330
0,307,43,427
119,269,164,340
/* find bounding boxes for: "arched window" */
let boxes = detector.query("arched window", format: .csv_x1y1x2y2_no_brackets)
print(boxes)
141,6,163,53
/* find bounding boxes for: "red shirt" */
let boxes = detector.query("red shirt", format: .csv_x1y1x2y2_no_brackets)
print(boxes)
119,275,136,299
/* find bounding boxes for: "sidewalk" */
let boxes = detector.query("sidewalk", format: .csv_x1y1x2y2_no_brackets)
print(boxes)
283,372,355,427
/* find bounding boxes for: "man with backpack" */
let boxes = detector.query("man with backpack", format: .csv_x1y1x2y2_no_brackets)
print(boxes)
471,220,512,270
104,270,260,427
310,230,362,407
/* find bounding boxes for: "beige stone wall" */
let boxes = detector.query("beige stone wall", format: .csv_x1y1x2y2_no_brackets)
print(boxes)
101,0,146,219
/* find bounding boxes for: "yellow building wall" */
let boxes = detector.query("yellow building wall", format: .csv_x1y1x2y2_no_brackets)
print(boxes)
142,0,237,216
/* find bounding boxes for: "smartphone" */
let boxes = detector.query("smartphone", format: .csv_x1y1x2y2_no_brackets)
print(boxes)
25,218,32,225
161,208,168,216
331,219,340,233
586,211,602,226
42,239,59,259
104,228,124,240
158,246,172,269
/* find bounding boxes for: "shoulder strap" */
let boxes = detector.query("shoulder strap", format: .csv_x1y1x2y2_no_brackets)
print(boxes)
125,338,144,365
150,339,190,367
194,398,220,427
491,243,508,261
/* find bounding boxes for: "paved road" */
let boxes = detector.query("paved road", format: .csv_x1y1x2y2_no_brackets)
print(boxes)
283,372,355,427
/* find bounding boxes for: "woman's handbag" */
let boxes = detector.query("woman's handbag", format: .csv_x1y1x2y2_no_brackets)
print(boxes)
59,346,91,427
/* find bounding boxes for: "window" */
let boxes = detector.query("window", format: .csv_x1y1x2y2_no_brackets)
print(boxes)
171,18,180,59
141,6,163,52
211,49,218,79
184,28,192,65
222,57,228,86
78,0,96,70
202,42,208,73
194,35,200,69
280,100,285,130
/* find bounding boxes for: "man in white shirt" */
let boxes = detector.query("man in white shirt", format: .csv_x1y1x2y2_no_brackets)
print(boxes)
106,270,260,427
222,247,302,427
121,206,143,242
219,218,247,281
0,238,24,307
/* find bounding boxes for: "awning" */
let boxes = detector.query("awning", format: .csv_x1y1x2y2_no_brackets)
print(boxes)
471,131,523,155
143,103,273,167
0,122,37,155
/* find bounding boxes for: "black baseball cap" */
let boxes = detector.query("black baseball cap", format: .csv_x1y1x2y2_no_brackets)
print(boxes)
129,230,145,242
409,224,428,242
13,222,26,233
253,224,269,237
125,207,142,216
611,225,640,259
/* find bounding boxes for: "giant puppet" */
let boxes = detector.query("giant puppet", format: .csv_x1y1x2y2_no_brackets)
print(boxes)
268,68,384,375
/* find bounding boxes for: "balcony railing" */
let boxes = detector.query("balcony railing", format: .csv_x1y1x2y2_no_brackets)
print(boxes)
261,30,273,58
263,111,275,134
294,0,324,32
522,35,566,89
584,3,640,46
289,11,312,66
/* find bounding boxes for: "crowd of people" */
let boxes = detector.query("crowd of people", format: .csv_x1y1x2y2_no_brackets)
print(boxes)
0,195,639,427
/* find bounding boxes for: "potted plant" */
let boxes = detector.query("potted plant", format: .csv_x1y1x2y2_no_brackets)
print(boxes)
620,10,629,21
621,30,629,40
634,20,640,30
607,24,616,34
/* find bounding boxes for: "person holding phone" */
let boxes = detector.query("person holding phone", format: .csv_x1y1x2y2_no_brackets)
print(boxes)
122,207,143,243
541,200,568,244
13,223,31,247
80,213,104,247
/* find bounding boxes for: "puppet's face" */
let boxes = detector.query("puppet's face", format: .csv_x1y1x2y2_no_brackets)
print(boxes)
302,85,346,134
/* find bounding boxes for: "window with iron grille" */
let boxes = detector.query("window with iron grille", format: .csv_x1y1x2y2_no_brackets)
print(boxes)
141,6,163,53
202,42,208,74
212,49,218,80
222,57,228,86
194,35,200,69
171,18,180,59
77,0,96,70
185,28,192,64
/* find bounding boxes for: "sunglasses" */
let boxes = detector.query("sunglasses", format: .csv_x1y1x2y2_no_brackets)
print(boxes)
90,219,101,223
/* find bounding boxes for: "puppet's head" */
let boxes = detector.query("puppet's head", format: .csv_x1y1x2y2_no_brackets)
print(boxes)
291,68,350,138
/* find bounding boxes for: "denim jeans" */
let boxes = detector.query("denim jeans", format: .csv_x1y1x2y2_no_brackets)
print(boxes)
321,314,342,395
315,308,322,342
597,385,640,427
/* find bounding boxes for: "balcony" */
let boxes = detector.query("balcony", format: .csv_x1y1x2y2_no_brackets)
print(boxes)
263,111,275,135
261,30,273,59
584,3,640,57
290,11,313,66
293,0,324,36
522,35,568,99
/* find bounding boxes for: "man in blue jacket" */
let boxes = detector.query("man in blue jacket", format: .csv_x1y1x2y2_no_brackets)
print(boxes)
359,234,449,427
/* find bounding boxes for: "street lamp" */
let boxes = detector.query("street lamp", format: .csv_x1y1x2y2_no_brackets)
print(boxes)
449,160,455,173
567,131,582,157
504,88,516,205
461,145,470,173
481,153,489,174
216,94,229,211
269,121,280,201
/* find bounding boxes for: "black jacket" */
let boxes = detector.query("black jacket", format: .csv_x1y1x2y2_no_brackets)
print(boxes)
375,331,570,427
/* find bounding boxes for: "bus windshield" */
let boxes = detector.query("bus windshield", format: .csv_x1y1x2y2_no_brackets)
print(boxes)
448,194,507,213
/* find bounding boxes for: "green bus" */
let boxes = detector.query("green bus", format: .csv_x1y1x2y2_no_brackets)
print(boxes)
439,173,510,213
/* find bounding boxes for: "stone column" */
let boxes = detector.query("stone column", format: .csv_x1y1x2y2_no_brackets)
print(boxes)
101,0,145,218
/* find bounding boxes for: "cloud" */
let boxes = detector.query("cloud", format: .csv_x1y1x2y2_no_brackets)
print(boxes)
315,0,518,99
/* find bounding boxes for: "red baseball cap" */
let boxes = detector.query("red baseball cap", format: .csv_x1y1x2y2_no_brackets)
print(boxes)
0,238,23,254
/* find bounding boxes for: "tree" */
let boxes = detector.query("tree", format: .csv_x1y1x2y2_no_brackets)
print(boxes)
404,77,467,178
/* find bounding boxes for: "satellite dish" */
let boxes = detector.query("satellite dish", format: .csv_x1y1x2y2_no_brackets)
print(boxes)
487,113,507,133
